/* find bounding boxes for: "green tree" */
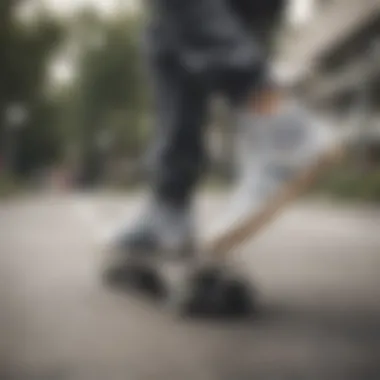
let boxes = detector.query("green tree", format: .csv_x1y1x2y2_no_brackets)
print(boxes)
0,0,64,176
69,10,149,185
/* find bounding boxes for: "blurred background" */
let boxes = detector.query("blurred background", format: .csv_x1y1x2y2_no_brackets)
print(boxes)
1,1,380,379
0,0,379,198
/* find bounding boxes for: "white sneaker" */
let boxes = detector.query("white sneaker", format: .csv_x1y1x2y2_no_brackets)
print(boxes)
210,98,341,240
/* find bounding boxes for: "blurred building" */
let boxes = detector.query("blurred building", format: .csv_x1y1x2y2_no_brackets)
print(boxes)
278,0,380,164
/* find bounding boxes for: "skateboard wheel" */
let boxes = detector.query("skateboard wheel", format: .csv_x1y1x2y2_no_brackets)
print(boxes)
103,261,165,298
222,279,256,316
102,261,133,286
164,268,256,318
101,253,257,319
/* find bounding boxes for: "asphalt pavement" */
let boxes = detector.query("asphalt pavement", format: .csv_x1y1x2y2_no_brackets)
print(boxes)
0,192,379,380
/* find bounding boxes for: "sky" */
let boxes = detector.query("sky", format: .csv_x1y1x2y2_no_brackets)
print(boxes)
288,0,316,26
16,0,139,21
43,0,139,17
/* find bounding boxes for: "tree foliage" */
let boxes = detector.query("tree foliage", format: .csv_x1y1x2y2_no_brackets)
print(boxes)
70,10,149,184
0,0,64,176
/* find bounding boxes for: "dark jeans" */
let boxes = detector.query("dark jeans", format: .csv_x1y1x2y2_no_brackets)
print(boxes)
144,0,274,206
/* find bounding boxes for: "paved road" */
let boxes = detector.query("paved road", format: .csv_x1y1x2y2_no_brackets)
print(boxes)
0,192,380,380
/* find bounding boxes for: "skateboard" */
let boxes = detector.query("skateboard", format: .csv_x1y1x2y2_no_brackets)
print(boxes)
102,99,346,318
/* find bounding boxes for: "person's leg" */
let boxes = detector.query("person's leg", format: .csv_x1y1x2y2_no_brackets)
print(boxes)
148,57,211,207
111,0,267,257
113,51,211,256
